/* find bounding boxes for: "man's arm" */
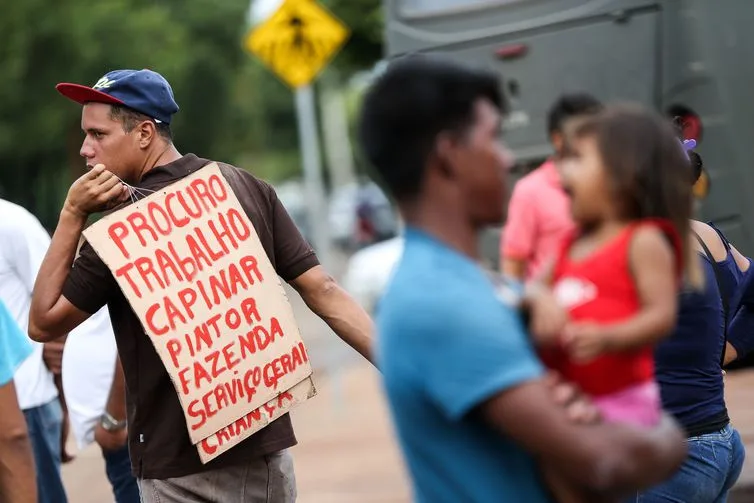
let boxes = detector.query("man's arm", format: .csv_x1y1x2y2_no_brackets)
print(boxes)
94,357,128,452
290,266,374,365
500,182,537,281
28,207,92,342
478,380,686,497
0,380,37,503
420,293,684,499
29,166,126,342
501,258,527,281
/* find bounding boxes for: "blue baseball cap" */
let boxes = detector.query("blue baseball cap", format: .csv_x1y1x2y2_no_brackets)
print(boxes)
56,69,179,125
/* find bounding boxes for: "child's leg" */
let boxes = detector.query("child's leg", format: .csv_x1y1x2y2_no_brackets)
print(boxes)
542,382,660,501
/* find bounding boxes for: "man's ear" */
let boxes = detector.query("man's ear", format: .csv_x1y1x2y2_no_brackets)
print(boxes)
435,132,461,178
551,131,563,155
137,120,157,149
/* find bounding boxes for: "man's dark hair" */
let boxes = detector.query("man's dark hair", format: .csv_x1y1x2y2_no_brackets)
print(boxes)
358,55,506,201
109,104,173,142
546,93,603,135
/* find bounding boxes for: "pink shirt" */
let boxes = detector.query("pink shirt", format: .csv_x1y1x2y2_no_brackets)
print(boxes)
501,160,575,280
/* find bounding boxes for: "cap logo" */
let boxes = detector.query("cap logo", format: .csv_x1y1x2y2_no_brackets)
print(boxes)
93,76,117,90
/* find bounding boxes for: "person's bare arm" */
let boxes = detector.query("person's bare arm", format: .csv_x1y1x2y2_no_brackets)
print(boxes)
29,165,127,342
693,220,754,365
290,265,374,365
502,257,527,281
44,336,75,463
500,180,538,280
0,380,37,503
724,343,738,365
522,259,567,345
478,379,686,497
564,227,677,361
94,357,128,452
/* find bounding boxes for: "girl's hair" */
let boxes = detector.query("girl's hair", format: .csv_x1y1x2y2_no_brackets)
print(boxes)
563,104,703,288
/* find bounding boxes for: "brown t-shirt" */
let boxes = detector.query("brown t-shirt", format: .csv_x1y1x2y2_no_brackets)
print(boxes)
62,154,319,479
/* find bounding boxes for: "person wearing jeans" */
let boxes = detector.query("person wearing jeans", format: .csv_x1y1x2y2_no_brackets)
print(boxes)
636,140,748,503
23,398,67,501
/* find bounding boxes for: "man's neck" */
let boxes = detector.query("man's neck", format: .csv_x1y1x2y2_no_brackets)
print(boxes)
402,199,481,261
137,143,182,182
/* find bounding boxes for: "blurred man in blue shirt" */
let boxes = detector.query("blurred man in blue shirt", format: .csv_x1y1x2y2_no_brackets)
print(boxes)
358,54,688,502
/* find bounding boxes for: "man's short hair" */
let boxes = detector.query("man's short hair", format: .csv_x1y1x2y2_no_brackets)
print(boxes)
358,55,506,201
109,104,173,142
546,93,603,135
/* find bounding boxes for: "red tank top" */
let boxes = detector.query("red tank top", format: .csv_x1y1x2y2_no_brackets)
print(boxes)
539,220,681,396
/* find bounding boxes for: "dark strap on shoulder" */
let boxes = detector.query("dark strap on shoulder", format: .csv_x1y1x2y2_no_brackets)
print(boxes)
709,223,732,253
692,230,729,366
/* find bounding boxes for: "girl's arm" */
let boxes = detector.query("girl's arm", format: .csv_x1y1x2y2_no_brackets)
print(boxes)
565,227,678,361
523,258,569,346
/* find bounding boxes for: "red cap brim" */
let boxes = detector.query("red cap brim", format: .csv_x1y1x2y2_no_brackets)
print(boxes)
56,83,126,106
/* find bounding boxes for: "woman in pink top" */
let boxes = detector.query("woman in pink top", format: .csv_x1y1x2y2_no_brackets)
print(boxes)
502,93,602,281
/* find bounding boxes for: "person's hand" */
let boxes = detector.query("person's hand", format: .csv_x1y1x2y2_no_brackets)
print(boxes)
42,341,65,376
60,407,75,463
562,323,608,363
544,372,601,424
64,164,130,218
94,422,128,453
525,284,569,346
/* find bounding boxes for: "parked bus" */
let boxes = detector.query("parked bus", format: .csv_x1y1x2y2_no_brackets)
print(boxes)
383,0,754,257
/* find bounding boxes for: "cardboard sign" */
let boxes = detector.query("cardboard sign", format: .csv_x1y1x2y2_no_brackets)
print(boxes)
83,163,315,452
198,376,316,463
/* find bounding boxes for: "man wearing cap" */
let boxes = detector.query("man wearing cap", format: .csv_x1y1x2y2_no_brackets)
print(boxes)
28,69,374,502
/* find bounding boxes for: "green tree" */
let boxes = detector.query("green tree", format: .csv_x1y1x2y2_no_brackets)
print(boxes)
323,0,383,75
0,0,251,228
0,0,384,228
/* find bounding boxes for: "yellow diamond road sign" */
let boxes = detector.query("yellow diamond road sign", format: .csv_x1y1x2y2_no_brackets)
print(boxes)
245,0,350,89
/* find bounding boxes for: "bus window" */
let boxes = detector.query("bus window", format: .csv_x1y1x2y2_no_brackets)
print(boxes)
399,0,527,18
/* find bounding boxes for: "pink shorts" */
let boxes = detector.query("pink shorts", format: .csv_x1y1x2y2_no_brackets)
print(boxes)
592,381,661,427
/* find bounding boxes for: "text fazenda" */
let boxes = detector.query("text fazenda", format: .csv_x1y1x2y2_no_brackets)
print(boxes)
186,342,309,430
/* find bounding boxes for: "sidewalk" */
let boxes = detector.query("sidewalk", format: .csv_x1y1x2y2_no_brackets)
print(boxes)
724,368,754,501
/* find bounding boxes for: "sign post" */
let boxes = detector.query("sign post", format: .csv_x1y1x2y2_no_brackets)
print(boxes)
294,85,330,269
244,0,351,269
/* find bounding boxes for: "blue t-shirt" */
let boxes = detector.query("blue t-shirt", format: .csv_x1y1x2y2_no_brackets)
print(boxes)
0,300,32,386
377,228,550,503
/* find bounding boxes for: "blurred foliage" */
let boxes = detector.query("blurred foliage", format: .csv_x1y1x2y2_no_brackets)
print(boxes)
0,0,382,229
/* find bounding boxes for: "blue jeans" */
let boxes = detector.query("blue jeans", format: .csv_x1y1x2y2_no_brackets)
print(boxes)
635,424,746,503
103,444,140,503
23,398,68,503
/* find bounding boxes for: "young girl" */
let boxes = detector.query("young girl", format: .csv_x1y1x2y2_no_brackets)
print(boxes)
525,105,702,503
527,104,703,427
